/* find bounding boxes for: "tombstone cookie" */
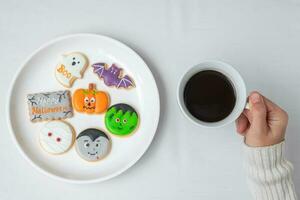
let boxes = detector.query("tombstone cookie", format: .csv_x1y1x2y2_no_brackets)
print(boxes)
27,90,73,122
75,128,111,162
55,52,88,88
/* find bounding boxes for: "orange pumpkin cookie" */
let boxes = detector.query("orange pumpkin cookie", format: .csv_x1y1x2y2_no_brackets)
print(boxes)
72,83,109,114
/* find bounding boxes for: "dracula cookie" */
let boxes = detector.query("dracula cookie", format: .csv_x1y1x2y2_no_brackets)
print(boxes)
105,103,139,136
75,128,111,162
92,63,135,89
27,90,73,122
55,52,88,88
39,121,75,154
72,83,109,114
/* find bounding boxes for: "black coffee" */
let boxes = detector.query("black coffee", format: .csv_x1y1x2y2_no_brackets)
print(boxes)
183,70,236,122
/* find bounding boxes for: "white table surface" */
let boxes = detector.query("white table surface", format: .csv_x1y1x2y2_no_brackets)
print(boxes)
1,0,300,199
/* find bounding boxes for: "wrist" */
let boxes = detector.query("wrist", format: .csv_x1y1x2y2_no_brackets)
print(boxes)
244,141,287,169
245,136,285,148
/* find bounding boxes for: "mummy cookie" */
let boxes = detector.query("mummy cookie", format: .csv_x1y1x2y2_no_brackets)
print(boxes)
105,104,139,136
27,90,73,122
73,83,109,114
76,129,111,162
55,52,88,88
39,121,75,154
92,63,135,89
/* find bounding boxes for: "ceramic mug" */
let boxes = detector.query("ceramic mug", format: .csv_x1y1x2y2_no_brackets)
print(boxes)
177,60,248,128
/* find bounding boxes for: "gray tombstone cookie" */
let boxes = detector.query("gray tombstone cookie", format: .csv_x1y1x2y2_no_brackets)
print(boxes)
75,128,111,162
27,90,73,122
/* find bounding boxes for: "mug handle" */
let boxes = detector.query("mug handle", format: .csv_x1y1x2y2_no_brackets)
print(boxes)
245,102,250,110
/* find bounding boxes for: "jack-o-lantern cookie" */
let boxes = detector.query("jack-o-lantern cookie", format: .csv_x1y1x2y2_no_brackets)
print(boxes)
75,128,111,162
105,103,139,136
72,83,109,114
55,52,88,88
39,121,75,154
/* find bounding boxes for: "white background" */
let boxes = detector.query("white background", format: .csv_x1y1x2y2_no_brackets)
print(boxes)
1,0,300,199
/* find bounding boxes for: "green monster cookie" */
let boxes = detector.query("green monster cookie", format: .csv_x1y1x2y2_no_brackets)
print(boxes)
105,103,139,136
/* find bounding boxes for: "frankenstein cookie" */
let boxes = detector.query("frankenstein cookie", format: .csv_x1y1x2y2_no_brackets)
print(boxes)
55,52,88,88
27,90,73,122
39,121,75,154
105,103,139,136
75,128,111,162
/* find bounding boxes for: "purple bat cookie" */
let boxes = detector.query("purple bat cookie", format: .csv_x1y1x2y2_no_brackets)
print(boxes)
92,63,135,89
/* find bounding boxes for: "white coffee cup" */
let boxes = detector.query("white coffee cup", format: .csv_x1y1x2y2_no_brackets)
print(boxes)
177,60,248,128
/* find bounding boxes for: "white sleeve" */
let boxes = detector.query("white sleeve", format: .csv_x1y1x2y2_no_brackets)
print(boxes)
244,141,297,200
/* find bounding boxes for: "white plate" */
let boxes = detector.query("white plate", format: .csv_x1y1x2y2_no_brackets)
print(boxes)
6,33,160,184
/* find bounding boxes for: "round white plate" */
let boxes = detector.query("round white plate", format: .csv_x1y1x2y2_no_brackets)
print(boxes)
7,33,160,184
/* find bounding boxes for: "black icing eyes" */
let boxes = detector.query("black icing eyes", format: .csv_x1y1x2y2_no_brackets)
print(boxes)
84,142,100,148
84,142,90,148
72,57,80,64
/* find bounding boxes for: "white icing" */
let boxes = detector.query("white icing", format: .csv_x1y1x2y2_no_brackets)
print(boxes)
55,52,88,87
40,121,74,154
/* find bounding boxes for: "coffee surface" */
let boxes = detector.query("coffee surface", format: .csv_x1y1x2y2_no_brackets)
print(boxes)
183,70,236,122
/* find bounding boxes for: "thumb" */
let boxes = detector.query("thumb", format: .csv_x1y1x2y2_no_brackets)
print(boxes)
249,92,267,131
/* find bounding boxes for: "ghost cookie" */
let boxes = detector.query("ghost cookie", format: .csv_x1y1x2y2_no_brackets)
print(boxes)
76,128,111,162
55,52,88,88
105,103,139,136
39,121,75,154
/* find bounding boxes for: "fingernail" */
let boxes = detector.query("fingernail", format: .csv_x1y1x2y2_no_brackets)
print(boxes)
250,93,261,104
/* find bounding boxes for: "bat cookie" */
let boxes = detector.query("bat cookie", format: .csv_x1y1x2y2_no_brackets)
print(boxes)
105,103,139,136
73,83,109,114
27,90,73,122
39,120,75,154
55,52,88,88
92,63,135,89
75,128,111,162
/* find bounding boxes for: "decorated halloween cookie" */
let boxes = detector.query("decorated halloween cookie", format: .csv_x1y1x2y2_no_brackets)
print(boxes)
73,83,109,114
55,52,88,88
39,121,75,154
105,103,139,136
75,128,111,161
92,63,135,89
27,90,73,122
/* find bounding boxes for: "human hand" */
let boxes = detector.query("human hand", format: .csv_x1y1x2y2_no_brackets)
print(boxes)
235,92,288,147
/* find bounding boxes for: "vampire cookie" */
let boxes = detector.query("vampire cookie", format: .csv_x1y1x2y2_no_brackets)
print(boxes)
75,128,111,162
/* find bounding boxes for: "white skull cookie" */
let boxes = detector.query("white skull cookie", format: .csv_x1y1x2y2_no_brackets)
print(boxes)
39,121,75,154
75,128,111,162
55,52,88,88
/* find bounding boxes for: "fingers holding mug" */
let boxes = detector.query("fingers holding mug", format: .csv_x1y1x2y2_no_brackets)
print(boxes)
237,91,288,147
